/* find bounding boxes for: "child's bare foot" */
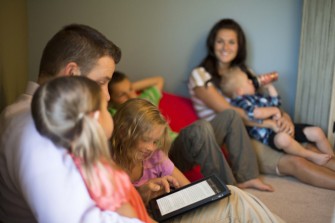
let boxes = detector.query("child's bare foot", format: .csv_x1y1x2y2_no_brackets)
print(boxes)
305,143,335,158
237,178,274,192
307,153,332,166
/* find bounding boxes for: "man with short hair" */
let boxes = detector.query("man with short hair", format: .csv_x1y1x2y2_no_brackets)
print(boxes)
0,24,143,223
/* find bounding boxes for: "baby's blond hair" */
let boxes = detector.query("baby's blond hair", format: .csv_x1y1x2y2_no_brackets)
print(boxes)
220,66,246,98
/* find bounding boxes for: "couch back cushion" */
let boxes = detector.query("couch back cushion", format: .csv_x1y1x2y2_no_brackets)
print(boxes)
158,92,198,132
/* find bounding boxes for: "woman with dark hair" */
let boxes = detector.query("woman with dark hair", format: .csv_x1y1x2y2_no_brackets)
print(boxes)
189,18,335,190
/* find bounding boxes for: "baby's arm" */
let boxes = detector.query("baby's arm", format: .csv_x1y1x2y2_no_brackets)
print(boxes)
262,119,280,132
262,83,278,97
253,106,281,120
244,118,279,132
132,76,164,93
232,94,281,124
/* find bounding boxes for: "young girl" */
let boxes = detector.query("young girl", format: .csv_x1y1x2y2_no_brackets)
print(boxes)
110,98,285,223
110,98,190,204
31,76,154,223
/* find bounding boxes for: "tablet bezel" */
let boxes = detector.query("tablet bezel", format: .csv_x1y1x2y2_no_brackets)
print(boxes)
148,174,231,222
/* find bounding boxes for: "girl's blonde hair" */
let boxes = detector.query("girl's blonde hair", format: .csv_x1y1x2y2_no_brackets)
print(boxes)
110,98,171,172
31,76,112,184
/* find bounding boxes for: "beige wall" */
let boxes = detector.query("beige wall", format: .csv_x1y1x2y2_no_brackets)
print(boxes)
0,0,28,110
27,0,302,116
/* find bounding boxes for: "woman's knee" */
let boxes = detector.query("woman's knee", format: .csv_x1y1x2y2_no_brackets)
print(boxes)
217,109,239,120
213,109,243,127
180,119,213,138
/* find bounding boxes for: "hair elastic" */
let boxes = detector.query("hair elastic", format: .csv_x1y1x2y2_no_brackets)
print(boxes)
77,112,85,121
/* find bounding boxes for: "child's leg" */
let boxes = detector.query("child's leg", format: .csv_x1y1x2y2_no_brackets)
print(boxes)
303,126,334,156
274,132,331,166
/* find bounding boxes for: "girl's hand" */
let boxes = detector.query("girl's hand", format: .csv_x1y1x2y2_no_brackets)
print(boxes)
150,175,180,193
136,176,179,204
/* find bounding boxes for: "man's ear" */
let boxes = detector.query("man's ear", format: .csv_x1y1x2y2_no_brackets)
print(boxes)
62,62,80,76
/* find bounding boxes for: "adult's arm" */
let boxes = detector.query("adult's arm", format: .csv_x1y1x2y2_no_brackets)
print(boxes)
193,85,248,120
193,82,292,132
18,114,143,223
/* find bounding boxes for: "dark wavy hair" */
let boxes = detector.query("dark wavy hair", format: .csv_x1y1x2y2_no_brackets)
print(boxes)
199,18,254,88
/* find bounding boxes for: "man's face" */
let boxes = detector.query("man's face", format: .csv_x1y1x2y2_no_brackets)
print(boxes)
98,96,114,139
84,56,116,138
86,56,116,101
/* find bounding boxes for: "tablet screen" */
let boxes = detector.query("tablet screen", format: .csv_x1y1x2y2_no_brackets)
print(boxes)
149,175,230,222
156,179,216,215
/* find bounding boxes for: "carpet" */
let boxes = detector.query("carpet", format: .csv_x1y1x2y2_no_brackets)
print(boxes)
245,175,335,223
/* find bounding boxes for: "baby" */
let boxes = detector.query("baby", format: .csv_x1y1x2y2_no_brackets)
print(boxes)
220,66,334,166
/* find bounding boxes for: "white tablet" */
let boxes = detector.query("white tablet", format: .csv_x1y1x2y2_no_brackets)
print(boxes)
148,174,231,222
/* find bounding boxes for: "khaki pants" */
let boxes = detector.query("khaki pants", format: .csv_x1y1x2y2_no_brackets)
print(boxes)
251,139,284,175
169,185,285,223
